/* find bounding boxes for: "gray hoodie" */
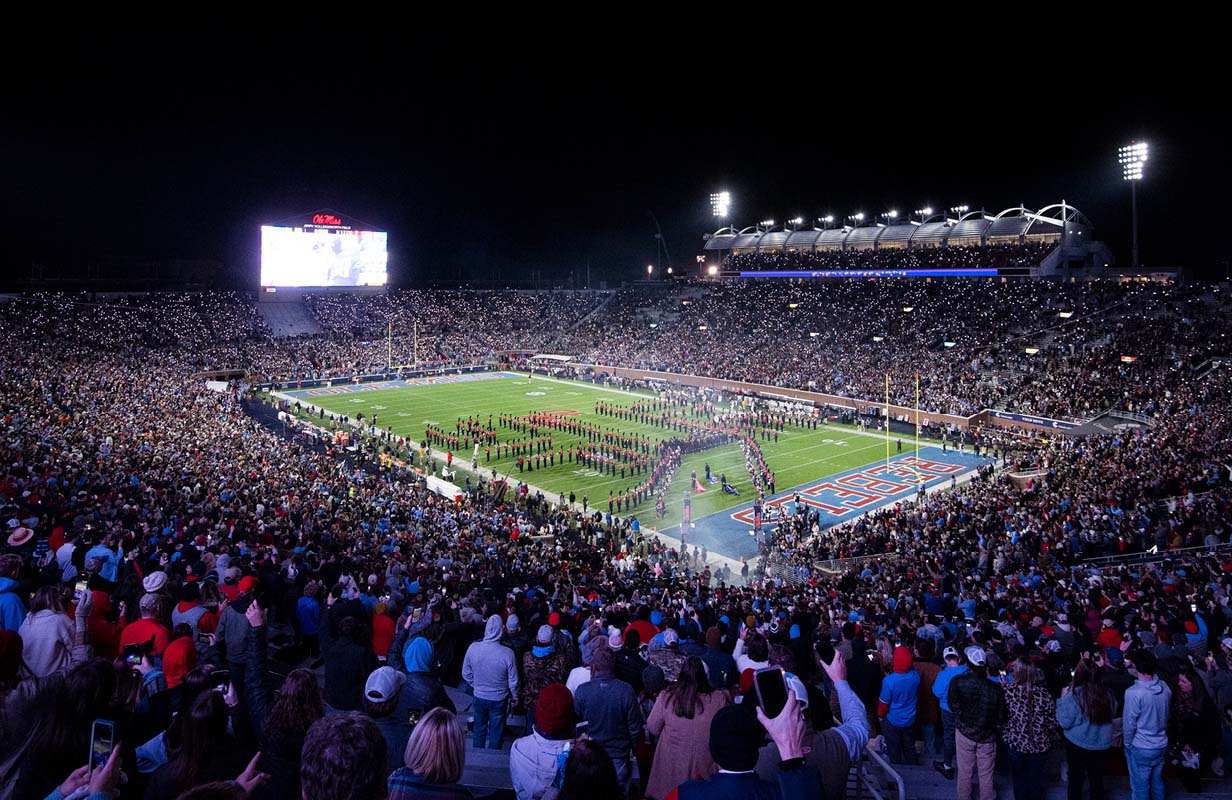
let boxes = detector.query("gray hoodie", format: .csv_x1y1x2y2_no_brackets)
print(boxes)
1123,676,1172,751
463,615,519,702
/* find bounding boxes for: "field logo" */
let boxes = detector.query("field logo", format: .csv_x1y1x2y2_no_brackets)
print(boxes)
542,409,580,418
730,456,963,526
526,391,546,396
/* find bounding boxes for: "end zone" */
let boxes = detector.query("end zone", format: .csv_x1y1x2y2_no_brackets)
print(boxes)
659,446,990,561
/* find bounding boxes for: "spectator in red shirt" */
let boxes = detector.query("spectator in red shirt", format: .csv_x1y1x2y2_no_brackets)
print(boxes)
1095,618,1124,652
373,601,395,661
625,606,661,647
119,593,170,656
86,590,126,660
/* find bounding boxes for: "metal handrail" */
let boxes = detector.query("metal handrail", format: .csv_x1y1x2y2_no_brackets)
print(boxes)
1083,541,1232,567
854,742,906,800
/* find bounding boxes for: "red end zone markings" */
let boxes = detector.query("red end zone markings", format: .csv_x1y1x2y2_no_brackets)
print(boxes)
541,409,580,417
730,456,964,525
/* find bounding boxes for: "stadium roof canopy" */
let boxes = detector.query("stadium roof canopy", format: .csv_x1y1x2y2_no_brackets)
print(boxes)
703,203,1093,252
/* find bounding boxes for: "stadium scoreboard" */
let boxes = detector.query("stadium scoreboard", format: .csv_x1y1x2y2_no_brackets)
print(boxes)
261,213,387,288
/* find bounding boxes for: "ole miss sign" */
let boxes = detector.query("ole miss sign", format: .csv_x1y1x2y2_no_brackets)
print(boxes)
307,213,348,228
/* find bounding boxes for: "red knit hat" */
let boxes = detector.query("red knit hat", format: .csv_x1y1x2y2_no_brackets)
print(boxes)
238,576,259,595
739,667,756,696
163,636,198,689
1184,620,1199,635
535,683,575,736
548,611,561,627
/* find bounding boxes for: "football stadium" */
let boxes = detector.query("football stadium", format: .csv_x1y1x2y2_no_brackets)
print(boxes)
1,34,1229,800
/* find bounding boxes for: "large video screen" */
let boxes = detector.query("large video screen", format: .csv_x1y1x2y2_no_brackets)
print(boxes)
261,225,388,287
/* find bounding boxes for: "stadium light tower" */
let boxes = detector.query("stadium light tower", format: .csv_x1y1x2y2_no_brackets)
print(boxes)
1119,141,1148,267
915,207,932,220
710,192,731,218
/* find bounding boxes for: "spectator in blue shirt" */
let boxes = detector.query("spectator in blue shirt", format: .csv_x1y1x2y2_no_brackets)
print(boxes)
878,645,920,764
932,645,968,779
297,580,323,659
83,534,123,584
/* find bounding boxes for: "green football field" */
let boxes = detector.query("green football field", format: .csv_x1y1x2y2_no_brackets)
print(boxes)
280,372,914,531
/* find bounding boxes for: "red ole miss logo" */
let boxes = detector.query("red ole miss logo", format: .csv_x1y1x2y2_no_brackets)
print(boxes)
312,214,344,226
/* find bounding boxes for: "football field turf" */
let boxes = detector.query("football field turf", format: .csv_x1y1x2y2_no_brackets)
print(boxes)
278,372,948,539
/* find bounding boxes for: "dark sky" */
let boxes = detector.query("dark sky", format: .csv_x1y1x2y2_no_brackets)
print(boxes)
3,31,1228,287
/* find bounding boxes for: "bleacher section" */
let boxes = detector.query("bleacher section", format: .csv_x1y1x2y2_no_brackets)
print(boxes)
257,299,323,338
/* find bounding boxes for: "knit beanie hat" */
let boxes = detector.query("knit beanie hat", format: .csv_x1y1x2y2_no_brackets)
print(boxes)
706,627,722,648
535,683,575,736
708,703,766,771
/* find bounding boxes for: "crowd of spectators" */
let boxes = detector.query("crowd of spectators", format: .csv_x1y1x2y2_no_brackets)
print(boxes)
0,280,1231,799
724,241,1054,273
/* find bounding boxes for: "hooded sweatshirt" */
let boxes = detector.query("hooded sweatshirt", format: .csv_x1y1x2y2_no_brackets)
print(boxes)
462,615,519,702
401,637,454,715
0,578,25,632
1123,675,1172,750
18,609,73,677
162,636,198,689
877,645,921,728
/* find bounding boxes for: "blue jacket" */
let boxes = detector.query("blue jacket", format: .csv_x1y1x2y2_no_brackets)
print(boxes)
84,545,122,583
296,596,321,636
933,665,968,713
0,577,25,631
1056,688,1114,751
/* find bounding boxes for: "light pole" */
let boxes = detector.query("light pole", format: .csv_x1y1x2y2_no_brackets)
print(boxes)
1119,141,1148,267
710,191,731,219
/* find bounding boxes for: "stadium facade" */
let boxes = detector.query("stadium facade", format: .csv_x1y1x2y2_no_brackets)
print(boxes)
704,202,1115,279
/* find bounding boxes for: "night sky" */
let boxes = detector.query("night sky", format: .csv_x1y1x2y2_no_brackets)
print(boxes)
3,32,1228,288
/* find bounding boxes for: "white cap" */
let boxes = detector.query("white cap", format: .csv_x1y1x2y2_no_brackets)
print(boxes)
964,646,987,667
364,667,406,703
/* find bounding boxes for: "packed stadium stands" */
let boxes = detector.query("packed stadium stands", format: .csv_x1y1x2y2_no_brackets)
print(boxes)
1,280,1231,799
723,241,1054,273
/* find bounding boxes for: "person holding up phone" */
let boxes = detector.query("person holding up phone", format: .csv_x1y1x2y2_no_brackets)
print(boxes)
755,649,870,800
52,741,124,800
668,687,821,800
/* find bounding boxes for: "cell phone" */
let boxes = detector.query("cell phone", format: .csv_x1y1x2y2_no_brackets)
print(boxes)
1191,603,1198,612
754,666,789,718
74,579,89,601
123,644,143,668
211,670,231,692
89,719,115,772
197,633,213,645
816,639,836,665
574,720,590,735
